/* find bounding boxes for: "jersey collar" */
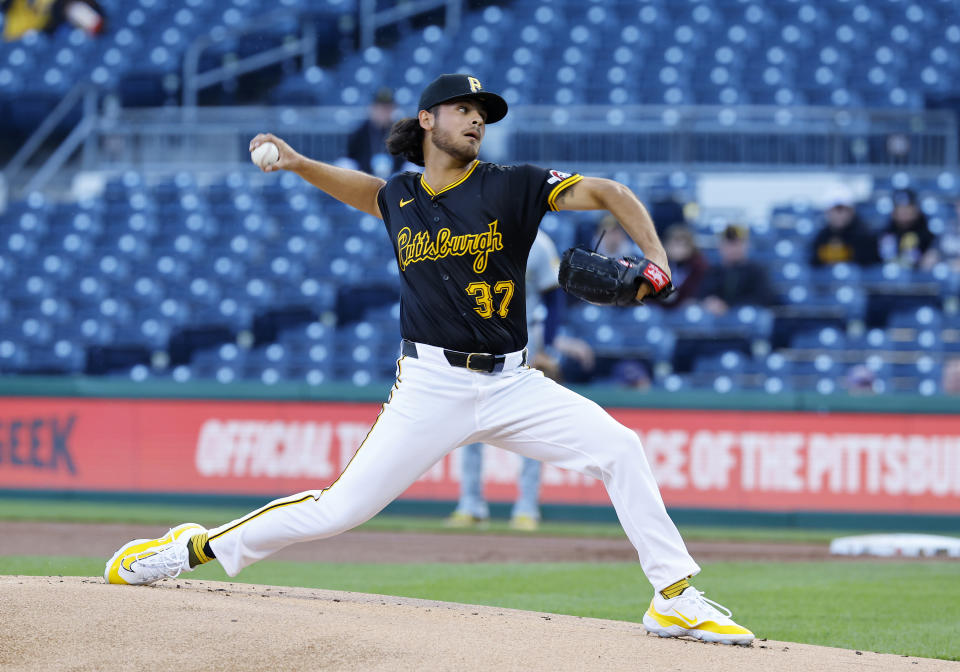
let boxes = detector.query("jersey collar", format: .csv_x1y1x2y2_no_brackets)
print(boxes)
420,160,480,198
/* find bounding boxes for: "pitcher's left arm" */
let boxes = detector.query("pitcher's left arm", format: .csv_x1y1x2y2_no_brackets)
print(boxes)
554,177,669,280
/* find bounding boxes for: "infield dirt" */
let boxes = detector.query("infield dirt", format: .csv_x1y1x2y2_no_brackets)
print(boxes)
1,575,955,672
0,520,863,563
2,522,957,670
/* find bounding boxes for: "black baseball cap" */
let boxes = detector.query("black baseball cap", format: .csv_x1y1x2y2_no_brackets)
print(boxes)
722,224,748,241
418,73,508,124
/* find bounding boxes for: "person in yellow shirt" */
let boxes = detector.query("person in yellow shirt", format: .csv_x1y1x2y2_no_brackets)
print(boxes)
2,0,104,41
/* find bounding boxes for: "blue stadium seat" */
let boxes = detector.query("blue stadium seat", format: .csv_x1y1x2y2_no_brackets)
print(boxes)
887,306,943,330
657,373,692,392
848,328,890,351
809,263,862,289
20,341,86,375
659,303,716,334
191,343,246,379
3,0,960,391
763,352,793,377
791,353,843,378
0,339,28,373
713,306,775,340
790,326,847,351
692,350,756,376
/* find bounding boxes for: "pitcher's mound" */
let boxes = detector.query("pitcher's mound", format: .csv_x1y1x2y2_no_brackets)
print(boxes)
0,576,948,671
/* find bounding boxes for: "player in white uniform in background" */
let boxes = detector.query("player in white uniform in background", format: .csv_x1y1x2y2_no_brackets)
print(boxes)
448,230,560,531
103,74,754,646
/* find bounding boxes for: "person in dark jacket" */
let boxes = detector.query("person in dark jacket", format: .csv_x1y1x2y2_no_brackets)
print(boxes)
877,188,938,269
809,186,878,267
699,224,773,315
659,224,708,309
345,87,405,177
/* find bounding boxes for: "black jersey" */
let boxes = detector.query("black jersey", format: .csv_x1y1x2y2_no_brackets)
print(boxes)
376,161,582,354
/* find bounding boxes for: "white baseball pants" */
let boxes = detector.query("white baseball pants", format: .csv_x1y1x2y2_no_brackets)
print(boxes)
207,342,700,591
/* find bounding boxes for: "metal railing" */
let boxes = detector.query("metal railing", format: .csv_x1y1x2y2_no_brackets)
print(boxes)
505,105,959,174
84,106,369,174
1,9,320,196
7,102,958,196
359,0,461,50
2,83,99,191
83,104,959,177
181,10,317,111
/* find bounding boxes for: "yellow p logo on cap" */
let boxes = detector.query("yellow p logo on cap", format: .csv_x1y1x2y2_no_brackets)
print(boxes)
468,77,482,93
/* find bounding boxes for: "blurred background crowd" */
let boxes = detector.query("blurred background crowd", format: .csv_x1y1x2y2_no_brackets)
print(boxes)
2,0,960,398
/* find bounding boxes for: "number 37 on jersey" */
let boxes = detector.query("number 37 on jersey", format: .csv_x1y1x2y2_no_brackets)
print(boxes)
465,280,515,319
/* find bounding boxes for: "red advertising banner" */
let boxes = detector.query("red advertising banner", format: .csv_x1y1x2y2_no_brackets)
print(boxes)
1,398,959,514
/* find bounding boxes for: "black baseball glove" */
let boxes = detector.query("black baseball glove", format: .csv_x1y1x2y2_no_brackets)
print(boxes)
557,247,675,306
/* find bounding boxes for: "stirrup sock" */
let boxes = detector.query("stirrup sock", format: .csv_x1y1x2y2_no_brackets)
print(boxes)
659,577,690,600
187,533,215,568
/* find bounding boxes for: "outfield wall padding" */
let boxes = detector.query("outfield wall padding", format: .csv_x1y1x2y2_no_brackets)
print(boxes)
0,379,958,516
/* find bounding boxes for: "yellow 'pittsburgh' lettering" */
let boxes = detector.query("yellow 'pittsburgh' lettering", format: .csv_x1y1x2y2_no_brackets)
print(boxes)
397,221,503,274
468,77,482,93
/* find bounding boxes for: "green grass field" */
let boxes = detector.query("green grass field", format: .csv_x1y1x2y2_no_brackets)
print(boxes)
2,498,959,661
0,497,888,544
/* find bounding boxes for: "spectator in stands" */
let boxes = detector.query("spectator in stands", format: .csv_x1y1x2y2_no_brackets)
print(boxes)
698,224,774,316
345,87,405,178
843,364,879,395
658,224,708,310
809,185,879,267
943,358,960,395
2,0,105,41
877,188,938,270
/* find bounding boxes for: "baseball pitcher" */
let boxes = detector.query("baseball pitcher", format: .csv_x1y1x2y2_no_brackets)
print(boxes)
104,73,753,646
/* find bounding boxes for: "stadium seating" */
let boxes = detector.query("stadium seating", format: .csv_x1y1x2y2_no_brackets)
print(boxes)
3,0,960,394
3,161,960,393
1,0,959,125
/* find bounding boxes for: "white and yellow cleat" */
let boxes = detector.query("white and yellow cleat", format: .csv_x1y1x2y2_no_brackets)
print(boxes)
104,523,206,585
508,515,539,532
643,586,754,645
444,511,489,529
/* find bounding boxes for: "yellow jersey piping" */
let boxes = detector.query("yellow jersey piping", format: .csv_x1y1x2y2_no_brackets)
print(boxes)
547,174,583,211
208,492,320,542
209,357,406,543
420,160,480,197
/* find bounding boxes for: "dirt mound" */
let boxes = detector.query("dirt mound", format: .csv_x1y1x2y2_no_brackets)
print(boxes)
0,576,951,672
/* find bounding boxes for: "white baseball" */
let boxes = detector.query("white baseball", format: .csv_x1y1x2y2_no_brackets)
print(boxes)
251,141,280,169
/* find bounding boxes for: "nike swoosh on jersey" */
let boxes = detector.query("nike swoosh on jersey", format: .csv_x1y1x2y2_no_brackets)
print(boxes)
400,197,415,207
